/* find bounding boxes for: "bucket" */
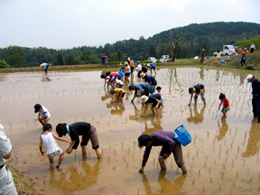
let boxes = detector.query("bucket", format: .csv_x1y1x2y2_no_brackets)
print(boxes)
243,57,247,61
174,125,192,146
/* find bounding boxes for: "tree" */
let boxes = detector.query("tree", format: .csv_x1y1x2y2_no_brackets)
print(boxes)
149,45,157,57
55,53,65,65
80,51,100,64
66,55,75,65
0,59,10,68
3,46,26,67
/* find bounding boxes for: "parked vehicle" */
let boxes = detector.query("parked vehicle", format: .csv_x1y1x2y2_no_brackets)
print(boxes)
213,45,236,56
148,57,157,62
160,55,171,62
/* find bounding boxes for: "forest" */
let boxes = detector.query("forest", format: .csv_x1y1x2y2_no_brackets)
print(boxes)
0,21,260,68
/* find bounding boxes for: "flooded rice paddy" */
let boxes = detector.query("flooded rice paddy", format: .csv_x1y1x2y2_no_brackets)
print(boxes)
0,66,260,195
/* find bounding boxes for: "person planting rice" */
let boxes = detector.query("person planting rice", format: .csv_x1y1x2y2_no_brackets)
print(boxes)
39,124,71,170
34,104,51,126
141,94,162,117
110,88,126,103
138,131,187,174
218,93,230,117
188,84,206,106
56,122,102,159
128,82,149,103
140,73,157,94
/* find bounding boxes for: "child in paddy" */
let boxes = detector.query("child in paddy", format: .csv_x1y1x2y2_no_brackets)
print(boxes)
218,93,230,117
39,124,71,170
110,88,126,102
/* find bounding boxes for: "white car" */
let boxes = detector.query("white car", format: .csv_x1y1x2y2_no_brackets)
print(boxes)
148,57,157,62
160,55,170,62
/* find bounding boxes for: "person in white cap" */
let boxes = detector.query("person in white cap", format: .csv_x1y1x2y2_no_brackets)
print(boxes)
247,74,260,121
141,94,162,117
0,121,18,195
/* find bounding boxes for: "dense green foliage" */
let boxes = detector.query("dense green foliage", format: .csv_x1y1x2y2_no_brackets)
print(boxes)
0,22,259,68
0,59,10,68
234,35,260,51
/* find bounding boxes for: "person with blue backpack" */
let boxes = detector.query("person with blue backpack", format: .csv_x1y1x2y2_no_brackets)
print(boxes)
137,126,190,174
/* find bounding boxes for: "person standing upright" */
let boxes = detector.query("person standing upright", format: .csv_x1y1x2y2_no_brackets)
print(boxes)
0,121,18,195
250,42,256,53
200,49,205,64
241,49,247,66
247,74,260,122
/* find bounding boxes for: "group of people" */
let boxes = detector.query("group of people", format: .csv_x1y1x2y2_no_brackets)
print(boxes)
34,104,102,170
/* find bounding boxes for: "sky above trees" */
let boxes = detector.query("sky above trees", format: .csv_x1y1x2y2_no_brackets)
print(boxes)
0,0,259,49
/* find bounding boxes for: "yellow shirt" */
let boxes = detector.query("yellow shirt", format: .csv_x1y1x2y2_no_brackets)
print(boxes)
115,88,125,94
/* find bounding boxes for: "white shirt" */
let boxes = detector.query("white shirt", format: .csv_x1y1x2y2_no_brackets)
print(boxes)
136,64,142,71
115,79,124,85
216,52,221,58
125,65,131,73
0,122,12,166
40,105,51,119
250,44,256,49
41,132,61,155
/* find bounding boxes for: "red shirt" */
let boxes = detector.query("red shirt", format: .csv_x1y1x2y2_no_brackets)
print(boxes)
221,98,229,108
241,52,246,59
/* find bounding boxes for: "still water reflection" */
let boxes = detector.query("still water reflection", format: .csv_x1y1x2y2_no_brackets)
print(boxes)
1,67,260,194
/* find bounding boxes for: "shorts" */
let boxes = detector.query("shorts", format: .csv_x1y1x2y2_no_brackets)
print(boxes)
125,73,130,77
131,67,134,73
47,149,63,159
222,107,229,112
118,84,123,88
41,117,50,124
152,102,162,108
158,141,184,168
81,125,99,149
119,92,125,98
194,91,205,101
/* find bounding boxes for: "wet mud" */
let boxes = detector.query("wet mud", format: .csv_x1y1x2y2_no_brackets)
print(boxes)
0,67,259,194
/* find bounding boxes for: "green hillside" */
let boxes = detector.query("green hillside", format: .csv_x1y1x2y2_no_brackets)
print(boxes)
0,22,260,68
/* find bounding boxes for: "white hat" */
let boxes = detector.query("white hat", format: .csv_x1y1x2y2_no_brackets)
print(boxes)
140,72,146,78
246,74,254,81
141,95,149,103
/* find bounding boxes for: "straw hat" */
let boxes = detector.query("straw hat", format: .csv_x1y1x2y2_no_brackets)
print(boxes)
141,95,148,103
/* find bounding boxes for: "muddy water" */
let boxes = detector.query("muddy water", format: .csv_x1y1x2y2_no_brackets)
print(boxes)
0,67,260,195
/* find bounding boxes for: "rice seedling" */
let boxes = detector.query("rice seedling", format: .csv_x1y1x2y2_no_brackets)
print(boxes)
210,177,213,183
232,181,236,188
192,178,195,185
249,177,253,184
236,170,239,178
208,167,212,173
221,172,225,179
202,186,206,193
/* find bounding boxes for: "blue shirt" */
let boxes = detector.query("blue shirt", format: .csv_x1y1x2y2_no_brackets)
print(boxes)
134,82,148,96
142,131,176,167
194,84,204,94
145,75,157,85
146,94,161,104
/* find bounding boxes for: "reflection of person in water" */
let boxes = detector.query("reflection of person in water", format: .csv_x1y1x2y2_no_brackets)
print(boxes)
217,117,228,141
49,159,101,193
199,68,204,80
141,171,187,194
106,102,125,116
187,105,206,124
143,117,163,135
242,123,260,157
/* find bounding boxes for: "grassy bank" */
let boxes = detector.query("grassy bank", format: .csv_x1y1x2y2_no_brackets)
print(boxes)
0,52,259,73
